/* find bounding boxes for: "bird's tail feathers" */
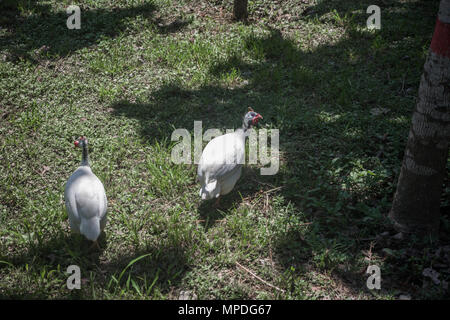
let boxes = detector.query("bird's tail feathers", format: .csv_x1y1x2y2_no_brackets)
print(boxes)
80,217,101,241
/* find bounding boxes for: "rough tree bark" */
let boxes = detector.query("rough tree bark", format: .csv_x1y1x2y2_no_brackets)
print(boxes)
233,0,248,21
389,0,450,235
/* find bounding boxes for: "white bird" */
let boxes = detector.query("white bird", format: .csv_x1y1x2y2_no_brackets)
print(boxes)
197,108,263,206
64,136,107,249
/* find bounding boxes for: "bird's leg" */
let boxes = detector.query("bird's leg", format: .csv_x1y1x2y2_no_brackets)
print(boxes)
214,197,221,208
90,240,101,250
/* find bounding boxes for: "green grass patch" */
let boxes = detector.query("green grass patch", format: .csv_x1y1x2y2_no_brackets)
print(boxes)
1,0,449,300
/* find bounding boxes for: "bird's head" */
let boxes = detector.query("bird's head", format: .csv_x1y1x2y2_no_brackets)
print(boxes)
243,107,263,129
74,136,88,148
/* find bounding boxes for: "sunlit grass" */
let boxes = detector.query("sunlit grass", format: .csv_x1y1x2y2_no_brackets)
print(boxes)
0,0,448,300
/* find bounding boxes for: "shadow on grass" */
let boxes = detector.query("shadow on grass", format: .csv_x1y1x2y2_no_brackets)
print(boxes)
0,0,444,300
1,229,188,299
108,0,447,298
0,0,439,299
0,0,190,63
197,167,264,230
97,244,188,299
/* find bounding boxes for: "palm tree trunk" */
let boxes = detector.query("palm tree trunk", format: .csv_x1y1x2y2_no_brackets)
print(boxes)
389,0,450,235
233,0,248,21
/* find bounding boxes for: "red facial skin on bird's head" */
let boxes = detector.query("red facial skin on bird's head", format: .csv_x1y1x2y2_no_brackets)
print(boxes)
74,136,86,147
252,113,263,125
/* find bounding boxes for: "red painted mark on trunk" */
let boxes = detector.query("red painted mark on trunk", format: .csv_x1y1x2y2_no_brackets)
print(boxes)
430,18,450,58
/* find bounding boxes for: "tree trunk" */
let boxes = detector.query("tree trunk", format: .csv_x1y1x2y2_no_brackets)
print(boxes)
233,0,248,21
389,0,450,236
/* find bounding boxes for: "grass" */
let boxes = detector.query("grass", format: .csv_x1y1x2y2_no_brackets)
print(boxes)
1,0,449,299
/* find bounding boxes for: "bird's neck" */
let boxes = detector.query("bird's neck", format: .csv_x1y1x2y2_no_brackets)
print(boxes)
237,127,250,139
81,145,90,167
242,121,254,133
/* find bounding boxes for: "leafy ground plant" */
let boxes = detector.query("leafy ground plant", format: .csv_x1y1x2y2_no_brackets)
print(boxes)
0,0,449,299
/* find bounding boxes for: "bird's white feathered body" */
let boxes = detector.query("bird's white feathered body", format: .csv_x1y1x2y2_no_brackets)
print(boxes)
65,166,107,241
197,129,246,200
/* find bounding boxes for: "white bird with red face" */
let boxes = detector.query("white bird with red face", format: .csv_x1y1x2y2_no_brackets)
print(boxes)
64,136,107,248
197,108,263,206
